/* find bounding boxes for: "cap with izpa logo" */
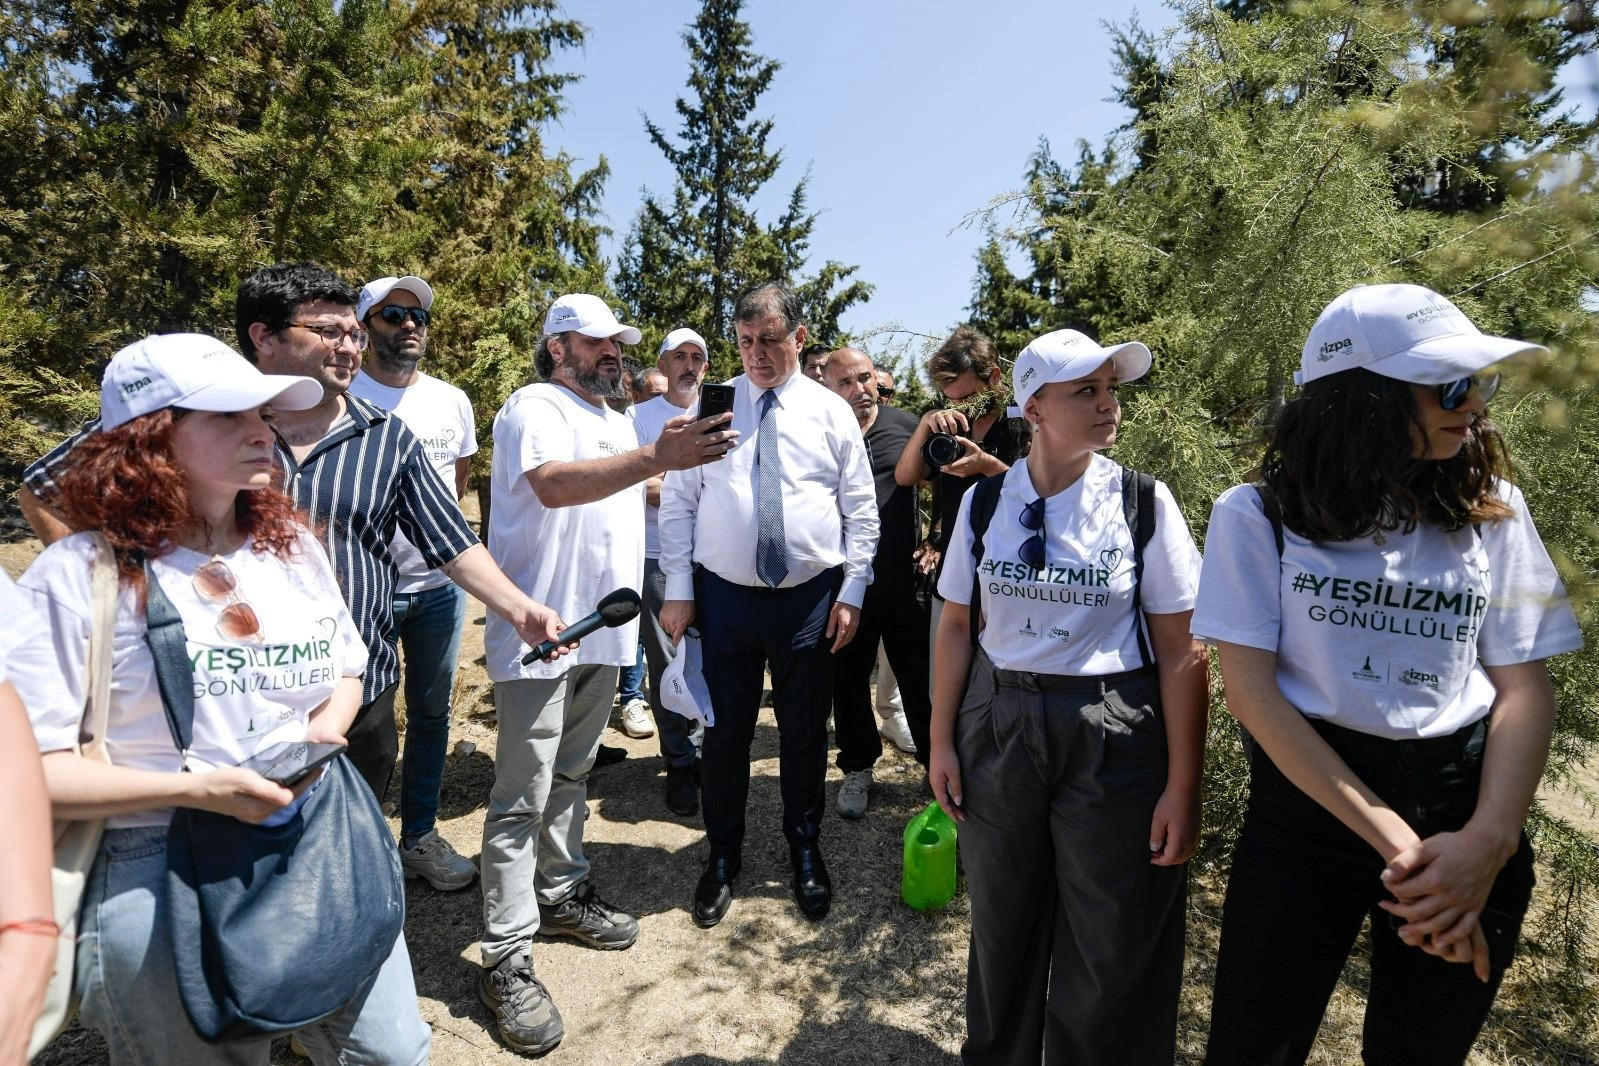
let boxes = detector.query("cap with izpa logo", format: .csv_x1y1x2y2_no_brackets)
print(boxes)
1298,283,1546,387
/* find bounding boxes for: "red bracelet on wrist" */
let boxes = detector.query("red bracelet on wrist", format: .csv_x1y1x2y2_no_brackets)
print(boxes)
0,916,61,938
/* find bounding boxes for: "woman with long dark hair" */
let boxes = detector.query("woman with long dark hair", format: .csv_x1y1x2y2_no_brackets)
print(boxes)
19,334,431,1063
928,329,1209,1065
1195,284,1582,1065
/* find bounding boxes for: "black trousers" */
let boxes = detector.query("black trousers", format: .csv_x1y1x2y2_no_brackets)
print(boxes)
832,580,932,770
344,683,399,802
696,566,841,858
1205,717,1536,1066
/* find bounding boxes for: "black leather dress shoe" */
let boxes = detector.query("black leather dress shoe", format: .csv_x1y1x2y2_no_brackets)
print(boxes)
693,856,740,928
790,845,832,921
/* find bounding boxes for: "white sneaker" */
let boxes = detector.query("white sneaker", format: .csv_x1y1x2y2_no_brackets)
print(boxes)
400,829,478,891
837,769,872,819
619,698,654,738
878,710,916,755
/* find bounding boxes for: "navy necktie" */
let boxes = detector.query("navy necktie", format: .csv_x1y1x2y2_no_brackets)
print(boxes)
755,389,789,588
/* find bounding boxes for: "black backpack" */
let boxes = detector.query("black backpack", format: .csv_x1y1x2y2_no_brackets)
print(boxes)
966,467,1158,668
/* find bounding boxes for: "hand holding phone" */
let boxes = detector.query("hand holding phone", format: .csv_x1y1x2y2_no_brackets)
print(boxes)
697,383,735,427
237,740,347,786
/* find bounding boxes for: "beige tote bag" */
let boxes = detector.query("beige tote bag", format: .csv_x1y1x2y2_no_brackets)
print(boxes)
29,532,117,1058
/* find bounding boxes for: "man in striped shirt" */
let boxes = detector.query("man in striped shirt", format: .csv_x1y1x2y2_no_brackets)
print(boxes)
19,262,566,803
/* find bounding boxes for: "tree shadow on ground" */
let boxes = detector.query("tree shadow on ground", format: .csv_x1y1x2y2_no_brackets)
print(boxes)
662,1011,959,1065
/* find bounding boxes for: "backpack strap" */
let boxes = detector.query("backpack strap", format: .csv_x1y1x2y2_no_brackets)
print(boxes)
966,473,1005,650
1122,468,1157,669
1254,481,1286,558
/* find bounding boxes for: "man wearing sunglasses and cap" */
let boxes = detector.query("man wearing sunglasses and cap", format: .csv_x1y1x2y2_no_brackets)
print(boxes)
478,295,737,1058
348,274,482,894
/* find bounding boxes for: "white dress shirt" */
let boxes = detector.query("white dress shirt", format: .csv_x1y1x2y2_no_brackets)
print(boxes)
659,372,878,606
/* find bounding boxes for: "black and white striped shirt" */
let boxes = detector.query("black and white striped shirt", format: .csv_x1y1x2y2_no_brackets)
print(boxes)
23,396,479,706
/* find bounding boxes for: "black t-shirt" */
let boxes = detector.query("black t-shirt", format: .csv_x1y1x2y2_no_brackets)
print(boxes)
863,405,920,591
931,413,1027,593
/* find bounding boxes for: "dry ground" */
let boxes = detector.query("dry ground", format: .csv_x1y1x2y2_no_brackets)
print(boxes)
6,527,1596,1065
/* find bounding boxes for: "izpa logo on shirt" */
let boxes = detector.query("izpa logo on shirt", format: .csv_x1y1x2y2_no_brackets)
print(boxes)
1288,570,1486,645
980,558,1113,608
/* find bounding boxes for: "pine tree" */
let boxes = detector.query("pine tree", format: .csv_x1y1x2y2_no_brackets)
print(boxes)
614,0,870,375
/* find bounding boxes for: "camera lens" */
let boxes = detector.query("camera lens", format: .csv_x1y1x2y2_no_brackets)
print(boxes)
922,433,963,469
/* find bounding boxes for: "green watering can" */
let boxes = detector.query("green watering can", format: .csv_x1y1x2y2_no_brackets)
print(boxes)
901,801,958,911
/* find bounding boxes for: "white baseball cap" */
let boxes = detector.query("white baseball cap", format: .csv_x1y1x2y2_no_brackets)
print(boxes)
1298,283,1546,387
659,631,714,727
100,334,324,431
1012,329,1152,409
357,275,434,321
659,327,709,357
543,294,642,345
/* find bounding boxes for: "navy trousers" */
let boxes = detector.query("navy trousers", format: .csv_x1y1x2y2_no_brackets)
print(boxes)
695,566,842,858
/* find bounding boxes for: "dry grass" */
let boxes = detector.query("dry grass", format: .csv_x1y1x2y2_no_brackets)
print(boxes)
6,531,1594,1065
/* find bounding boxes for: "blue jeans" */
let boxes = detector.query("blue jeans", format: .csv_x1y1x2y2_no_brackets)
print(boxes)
393,582,467,844
75,825,430,1065
618,641,645,703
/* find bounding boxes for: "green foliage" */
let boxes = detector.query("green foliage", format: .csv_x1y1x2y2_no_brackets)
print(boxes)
971,0,1599,977
0,0,608,485
614,0,872,380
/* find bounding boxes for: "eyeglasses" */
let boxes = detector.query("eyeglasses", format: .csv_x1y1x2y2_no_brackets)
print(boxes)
193,558,262,642
1018,497,1047,570
373,305,430,329
287,322,369,351
1438,374,1499,412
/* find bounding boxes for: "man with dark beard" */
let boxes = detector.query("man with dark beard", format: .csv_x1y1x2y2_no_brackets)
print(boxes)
477,294,739,1057
348,274,481,892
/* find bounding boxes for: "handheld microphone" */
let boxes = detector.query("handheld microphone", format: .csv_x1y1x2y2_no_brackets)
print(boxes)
521,588,642,664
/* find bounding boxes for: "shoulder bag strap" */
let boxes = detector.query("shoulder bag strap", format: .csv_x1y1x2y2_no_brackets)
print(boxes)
966,473,1005,650
77,532,118,763
142,557,196,761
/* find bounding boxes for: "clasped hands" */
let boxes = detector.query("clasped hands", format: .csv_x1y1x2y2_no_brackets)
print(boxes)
1378,820,1515,983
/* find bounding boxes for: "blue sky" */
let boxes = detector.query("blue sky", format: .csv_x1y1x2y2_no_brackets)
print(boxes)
547,2,1599,354
547,1,1173,351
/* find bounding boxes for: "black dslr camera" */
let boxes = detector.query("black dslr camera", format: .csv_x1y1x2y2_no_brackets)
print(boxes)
921,432,965,470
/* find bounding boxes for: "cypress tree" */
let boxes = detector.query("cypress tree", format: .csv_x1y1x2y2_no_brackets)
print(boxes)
614,0,871,374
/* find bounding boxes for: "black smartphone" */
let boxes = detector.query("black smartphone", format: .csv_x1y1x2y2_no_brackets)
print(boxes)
698,383,735,428
238,740,346,786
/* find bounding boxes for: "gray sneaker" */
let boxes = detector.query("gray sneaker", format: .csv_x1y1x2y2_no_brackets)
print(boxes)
400,829,478,891
537,881,639,950
837,769,872,819
479,947,564,1057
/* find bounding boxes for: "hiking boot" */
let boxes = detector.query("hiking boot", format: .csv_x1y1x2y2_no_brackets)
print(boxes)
837,769,872,819
537,882,638,950
400,829,477,891
878,710,917,755
619,697,654,738
479,947,564,1057
665,762,699,816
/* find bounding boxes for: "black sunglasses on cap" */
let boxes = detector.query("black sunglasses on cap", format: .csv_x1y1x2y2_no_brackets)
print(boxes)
373,305,431,328
1438,373,1499,412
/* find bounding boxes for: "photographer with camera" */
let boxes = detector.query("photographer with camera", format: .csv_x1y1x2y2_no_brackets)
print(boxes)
894,326,1028,676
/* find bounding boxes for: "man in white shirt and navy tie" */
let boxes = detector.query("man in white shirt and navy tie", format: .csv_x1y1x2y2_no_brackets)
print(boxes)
659,282,879,927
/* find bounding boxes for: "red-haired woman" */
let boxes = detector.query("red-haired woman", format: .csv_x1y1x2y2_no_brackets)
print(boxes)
18,334,430,1064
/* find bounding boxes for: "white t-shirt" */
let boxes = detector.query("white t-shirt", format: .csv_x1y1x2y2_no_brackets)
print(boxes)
0,570,79,724
632,394,691,560
938,453,1201,675
1191,481,1583,739
348,370,478,593
19,530,368,828
486,382,644,681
